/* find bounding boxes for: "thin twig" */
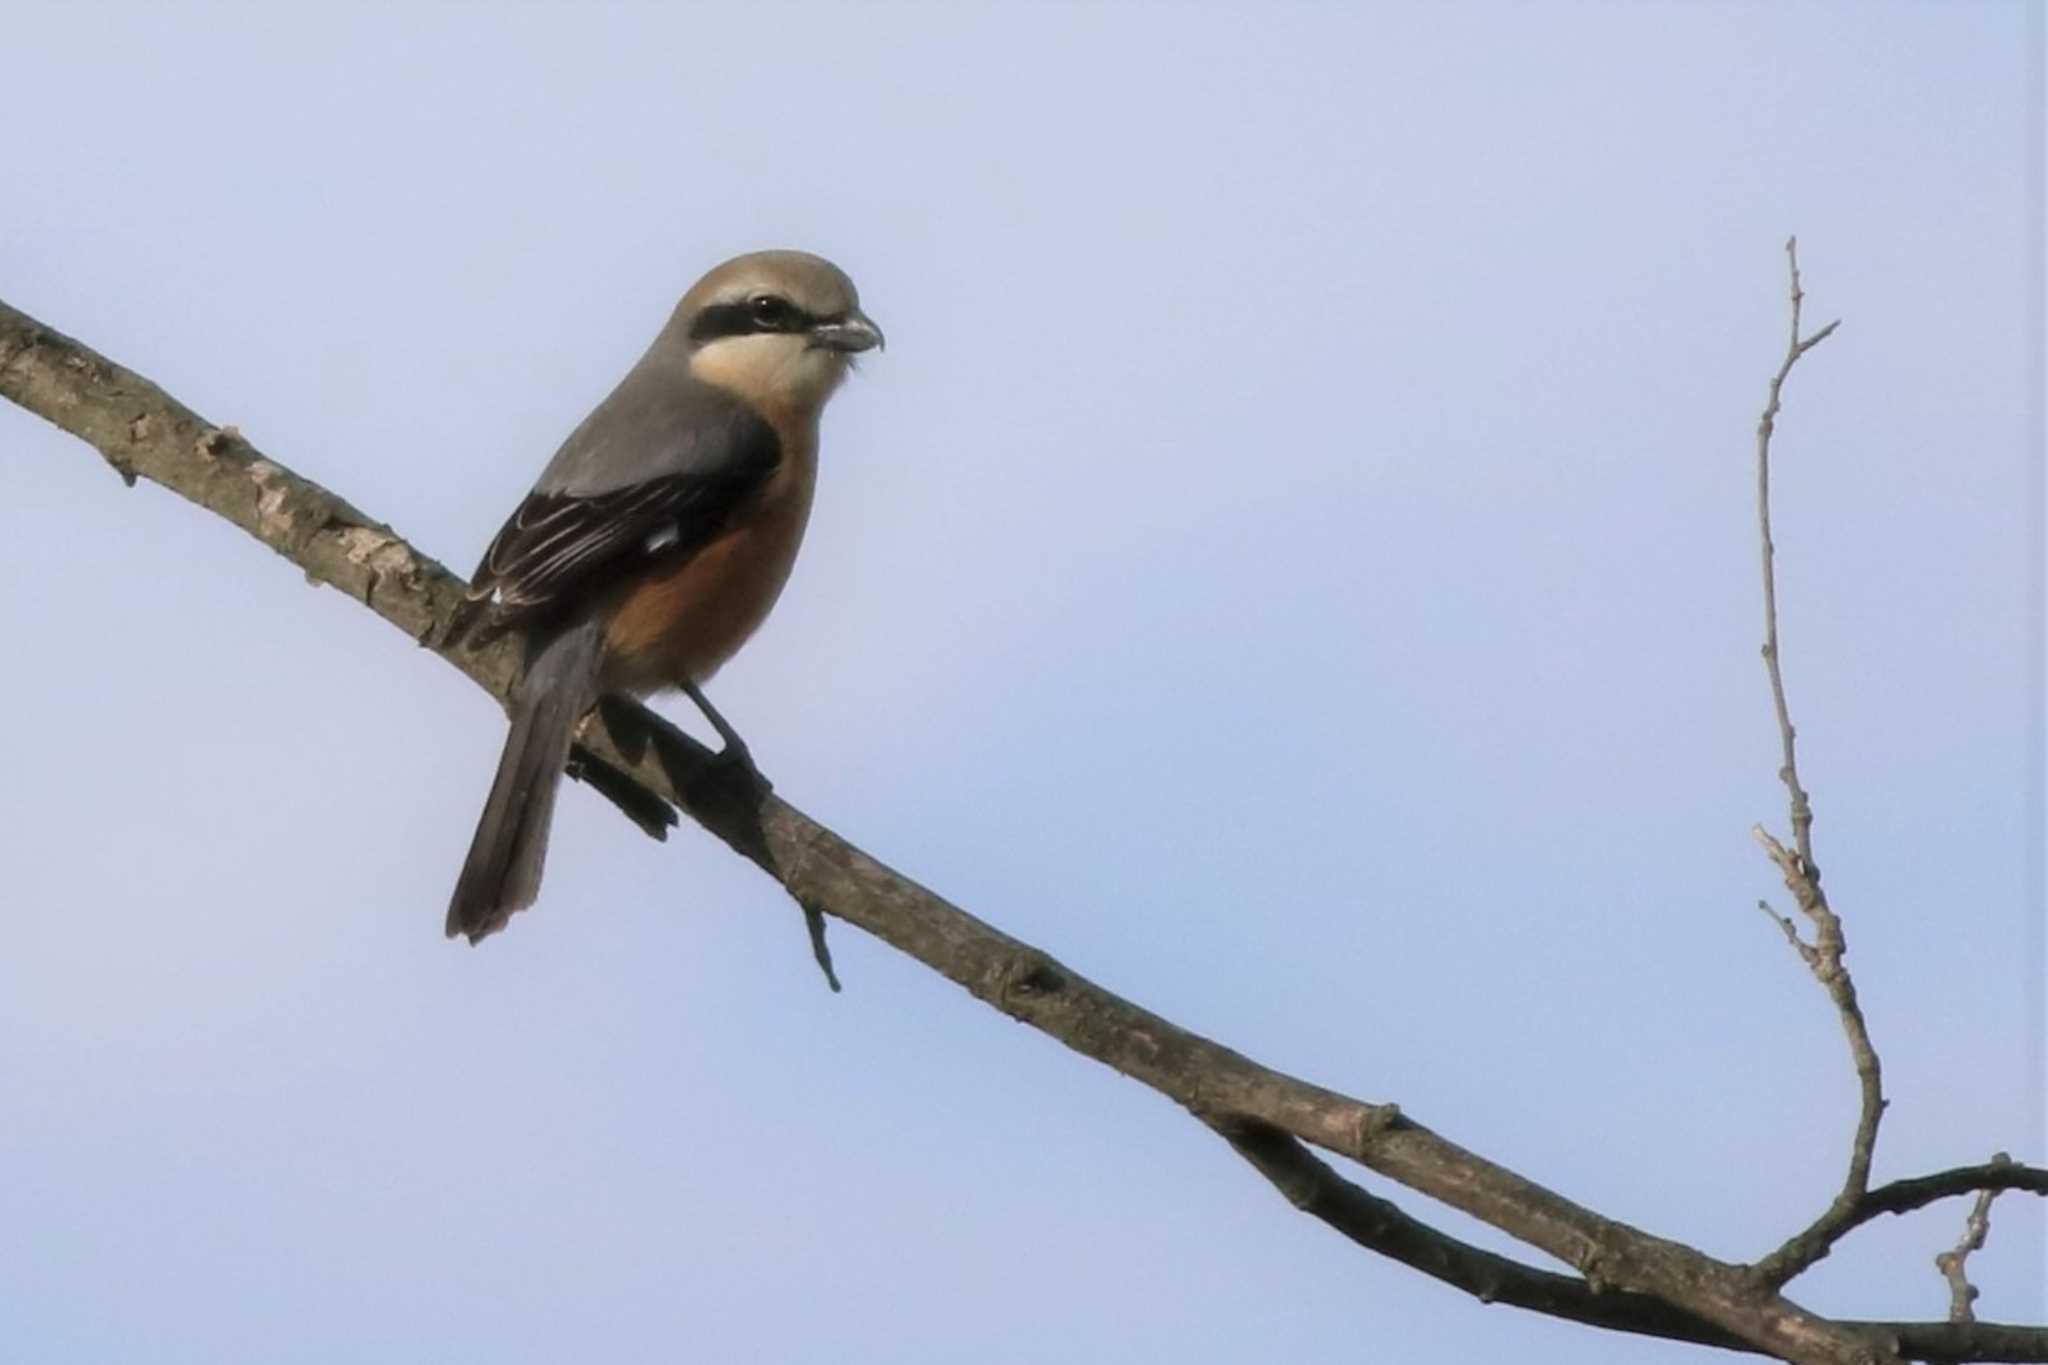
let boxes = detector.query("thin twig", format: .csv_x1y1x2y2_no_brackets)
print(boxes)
801,901,842,992
1759,897,1820,968
1934,1155,2012,1324
1757,237,1840,872
1743,242,1889,1291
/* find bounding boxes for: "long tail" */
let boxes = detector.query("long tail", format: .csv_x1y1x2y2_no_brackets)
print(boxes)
447,620,603,943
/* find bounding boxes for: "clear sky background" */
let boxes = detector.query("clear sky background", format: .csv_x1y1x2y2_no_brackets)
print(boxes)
2,3,2042,1361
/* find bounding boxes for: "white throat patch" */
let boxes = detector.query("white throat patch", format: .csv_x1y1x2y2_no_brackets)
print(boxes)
688,333,849,420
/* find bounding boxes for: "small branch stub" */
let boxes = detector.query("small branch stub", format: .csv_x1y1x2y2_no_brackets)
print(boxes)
1934,1154,2012,1324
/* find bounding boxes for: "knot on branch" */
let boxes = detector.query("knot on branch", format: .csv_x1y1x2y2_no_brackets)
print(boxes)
998,953,1068,1010
196,423,243,458
1353,1101,1402,1150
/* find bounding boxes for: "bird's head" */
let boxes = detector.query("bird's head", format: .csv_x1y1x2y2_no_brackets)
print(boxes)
676,250,883,422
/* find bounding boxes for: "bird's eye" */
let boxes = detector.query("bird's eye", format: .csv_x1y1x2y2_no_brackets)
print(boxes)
749,295,794,328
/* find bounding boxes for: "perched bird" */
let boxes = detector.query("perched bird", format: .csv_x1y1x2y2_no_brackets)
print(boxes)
443,250,882,943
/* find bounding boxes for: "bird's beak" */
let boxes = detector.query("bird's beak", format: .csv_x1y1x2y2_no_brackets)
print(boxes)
810,310,885,354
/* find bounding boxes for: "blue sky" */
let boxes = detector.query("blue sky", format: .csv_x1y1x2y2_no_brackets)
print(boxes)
3,3,2042,1361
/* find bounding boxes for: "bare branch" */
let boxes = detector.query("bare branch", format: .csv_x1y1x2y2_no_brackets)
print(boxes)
1934,1193,1997,1324
1744,241,1889,1290
1880,1324,2048,1365
1934,1155,2013,1324
1218,1122,2048,1362
6,294,2037,1365
1861,1160,2048,1221
1209,1116,1761,1352
1757,236,1840,872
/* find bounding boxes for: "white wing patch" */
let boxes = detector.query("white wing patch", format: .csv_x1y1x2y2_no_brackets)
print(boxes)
644,524,681,553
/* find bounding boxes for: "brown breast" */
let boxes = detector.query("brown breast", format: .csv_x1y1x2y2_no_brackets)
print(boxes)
601,438,818,694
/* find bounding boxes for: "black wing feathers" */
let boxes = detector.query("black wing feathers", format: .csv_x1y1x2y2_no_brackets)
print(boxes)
449,428,777,647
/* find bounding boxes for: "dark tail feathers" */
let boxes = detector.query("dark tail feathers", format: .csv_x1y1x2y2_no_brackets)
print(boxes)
447,621,603,943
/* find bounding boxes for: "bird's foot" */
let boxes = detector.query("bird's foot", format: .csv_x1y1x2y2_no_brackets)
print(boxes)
678,731,772,811
594,694,770,846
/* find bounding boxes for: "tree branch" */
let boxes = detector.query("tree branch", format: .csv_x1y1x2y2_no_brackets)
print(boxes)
1208,1116,1757,1352
1745,239,1890,1291
1861,1161,2048,1222
4,296,2040,1365
1933,1159,2009,1326
1756,236,1840,874
1214,1120,2044,1363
